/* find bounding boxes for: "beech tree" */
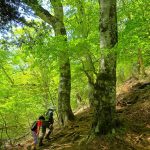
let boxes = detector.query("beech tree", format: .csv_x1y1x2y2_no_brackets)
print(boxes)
92,0,118,134
21,0,74,125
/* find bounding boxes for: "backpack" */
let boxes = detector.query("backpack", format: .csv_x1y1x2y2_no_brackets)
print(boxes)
46,109,54,123
31,121,37,131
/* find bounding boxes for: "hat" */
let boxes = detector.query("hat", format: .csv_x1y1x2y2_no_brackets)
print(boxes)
38,115,45,120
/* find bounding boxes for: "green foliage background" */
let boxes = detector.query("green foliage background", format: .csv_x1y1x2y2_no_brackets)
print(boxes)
0,0,149,141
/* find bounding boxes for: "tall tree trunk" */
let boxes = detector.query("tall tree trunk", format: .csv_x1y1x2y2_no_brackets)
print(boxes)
51,1,74,125
57,57,74,125
24,0,74,125
92,0,118,135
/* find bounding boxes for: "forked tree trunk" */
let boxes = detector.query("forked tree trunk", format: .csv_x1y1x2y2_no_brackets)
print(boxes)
92,0,118,135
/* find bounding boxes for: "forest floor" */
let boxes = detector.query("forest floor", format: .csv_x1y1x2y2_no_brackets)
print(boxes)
6,77,150,150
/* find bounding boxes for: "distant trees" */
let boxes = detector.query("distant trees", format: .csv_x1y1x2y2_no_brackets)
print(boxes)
117,0,149,81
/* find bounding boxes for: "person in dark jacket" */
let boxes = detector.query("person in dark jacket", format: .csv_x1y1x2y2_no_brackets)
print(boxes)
45,108,54,140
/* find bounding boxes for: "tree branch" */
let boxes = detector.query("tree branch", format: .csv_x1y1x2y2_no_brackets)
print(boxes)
50,0,64,21
80,59,94,85
23,0,56,27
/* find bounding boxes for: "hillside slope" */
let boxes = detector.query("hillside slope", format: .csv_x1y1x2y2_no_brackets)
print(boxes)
6,78,150,150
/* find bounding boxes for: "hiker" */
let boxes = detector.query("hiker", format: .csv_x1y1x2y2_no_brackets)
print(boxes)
39,119,47,146
44,108,55,140
31,115,45,150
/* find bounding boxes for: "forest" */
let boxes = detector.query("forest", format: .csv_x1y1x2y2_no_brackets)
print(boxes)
0,0,150,150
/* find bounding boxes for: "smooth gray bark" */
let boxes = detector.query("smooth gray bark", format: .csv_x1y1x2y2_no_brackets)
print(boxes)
92,0,118,135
